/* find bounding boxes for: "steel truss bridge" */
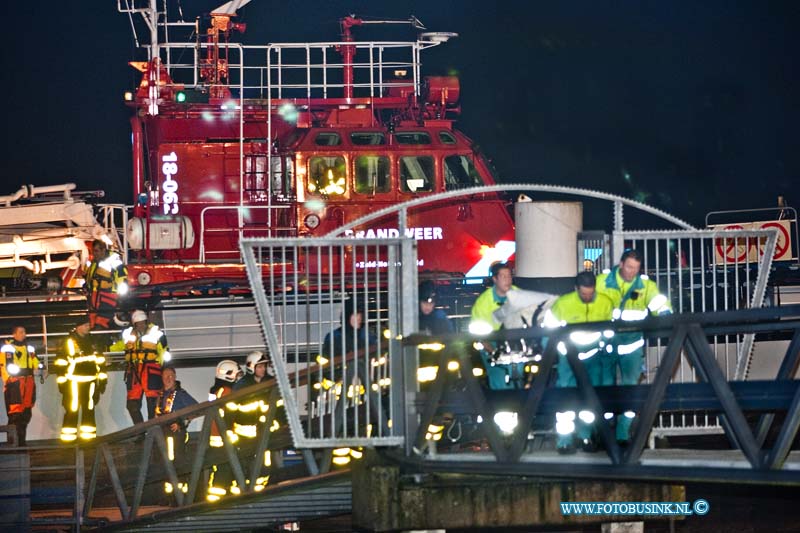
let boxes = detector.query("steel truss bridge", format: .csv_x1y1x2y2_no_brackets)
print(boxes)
401,305,800,485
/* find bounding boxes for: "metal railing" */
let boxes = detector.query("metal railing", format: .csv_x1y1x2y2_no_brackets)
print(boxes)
198,204,296,262
140,39,433,102
614,228,778,438
0,433,84,531
98,204,130,264
241,236,416,448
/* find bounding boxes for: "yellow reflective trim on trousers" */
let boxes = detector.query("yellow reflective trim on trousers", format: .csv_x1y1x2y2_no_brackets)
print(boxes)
70,381,79,412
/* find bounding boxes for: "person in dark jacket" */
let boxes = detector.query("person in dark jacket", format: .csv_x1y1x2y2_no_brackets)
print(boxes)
322,297,377,360
418,280,454,335
155,365,198,495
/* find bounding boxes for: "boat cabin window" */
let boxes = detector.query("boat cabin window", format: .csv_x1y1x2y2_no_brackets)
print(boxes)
350,132,386,145
314,132,342,146
245,155,267,193
308,156,346,195
438,131,457,145
400,156,435,193
395,132,432,145
269,156,294,198
355,156,391,194
444,154,484,190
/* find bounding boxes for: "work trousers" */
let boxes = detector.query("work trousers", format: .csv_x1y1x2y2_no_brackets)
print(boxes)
609,332,645,441
61,380,99,441
556,353,602,447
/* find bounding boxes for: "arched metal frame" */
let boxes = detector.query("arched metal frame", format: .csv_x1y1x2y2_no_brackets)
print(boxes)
325,183,697,239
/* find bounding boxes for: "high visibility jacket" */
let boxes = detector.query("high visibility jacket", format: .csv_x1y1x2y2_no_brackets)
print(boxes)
543,291,615,361
85,251,128,310
1,339,39,414
231,375,270,438
54,333,107,390
597,267,670,357
470,286,519,332
111,324,170,398
111,324,170,365
543,291,615,326
209,381,237,448
596,267,671,322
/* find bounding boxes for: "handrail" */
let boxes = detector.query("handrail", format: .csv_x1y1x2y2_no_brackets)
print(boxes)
151,40,426,101
403,303,800,346
199,204,295,262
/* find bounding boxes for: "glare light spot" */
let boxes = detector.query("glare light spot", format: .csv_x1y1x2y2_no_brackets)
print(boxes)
493,411,518,435
278,103,299,123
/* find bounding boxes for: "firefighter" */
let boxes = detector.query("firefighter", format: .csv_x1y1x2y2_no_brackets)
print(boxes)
232,351,273,492
542,272,614,453
207,359,240,501
85,239,129,330
1,326,42,446
596,249,671,443
54,318,107,442
155,366,198,495
111,309,171,425
469,262,517,334
236,351,273,388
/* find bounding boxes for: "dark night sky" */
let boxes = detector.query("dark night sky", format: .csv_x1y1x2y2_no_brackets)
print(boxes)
4,1,798,227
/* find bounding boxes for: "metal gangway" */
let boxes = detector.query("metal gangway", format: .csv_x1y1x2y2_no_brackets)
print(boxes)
4,186,800,530
4,304,797,531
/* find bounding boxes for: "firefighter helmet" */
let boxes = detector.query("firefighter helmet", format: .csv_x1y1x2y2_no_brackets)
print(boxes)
131,310,148,324
216,359,240,382
245,351,269,374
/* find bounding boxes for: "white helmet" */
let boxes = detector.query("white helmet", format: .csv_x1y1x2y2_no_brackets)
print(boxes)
245,351,269,374
216,359,240,382
131,310,148,324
